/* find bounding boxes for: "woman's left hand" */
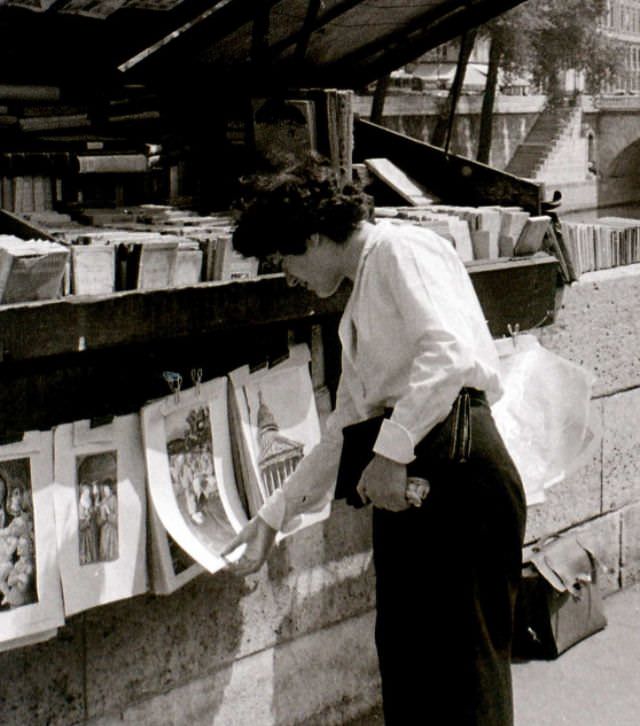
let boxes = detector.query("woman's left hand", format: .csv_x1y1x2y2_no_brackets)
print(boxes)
356,454,411,511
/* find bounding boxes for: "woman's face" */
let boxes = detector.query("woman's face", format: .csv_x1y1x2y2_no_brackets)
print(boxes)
279,236,344,298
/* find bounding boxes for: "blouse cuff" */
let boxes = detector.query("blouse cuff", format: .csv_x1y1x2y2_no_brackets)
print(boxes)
257,488,286,532
373,418,416,464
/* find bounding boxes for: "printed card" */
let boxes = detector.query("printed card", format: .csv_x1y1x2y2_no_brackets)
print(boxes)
0,432,64,651
142,376,245,578
229,344,328,536
53,414,148,616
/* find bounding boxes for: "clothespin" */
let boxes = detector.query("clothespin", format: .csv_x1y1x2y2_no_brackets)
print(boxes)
190,368,203,397
507,322,520,348
162,371,183,404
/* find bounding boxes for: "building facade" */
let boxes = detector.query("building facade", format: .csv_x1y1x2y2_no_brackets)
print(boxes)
602,0,640,93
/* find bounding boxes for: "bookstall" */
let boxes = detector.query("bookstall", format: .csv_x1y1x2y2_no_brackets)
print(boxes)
0,1,564,439
0,2,602,724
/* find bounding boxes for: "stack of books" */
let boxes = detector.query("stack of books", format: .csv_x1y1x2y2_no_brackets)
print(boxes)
8,205,260,297
375,205,553,264
0,234,69,303
560,217,640,276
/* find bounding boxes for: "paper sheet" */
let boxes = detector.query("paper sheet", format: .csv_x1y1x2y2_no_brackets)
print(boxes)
0,431,64,650
53,414,148,616
142,377,245,576
229,344,329,536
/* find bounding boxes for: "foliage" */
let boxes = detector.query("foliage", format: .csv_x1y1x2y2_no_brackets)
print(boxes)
476,0,624,161
484,0,624,101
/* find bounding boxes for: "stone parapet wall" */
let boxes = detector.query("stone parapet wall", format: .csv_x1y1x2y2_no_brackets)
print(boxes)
2,265,640,725
353,93,543,170
528,264,640,593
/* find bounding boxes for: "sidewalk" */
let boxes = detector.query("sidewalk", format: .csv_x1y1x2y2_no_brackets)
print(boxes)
513,583,640,726
345,584,640,725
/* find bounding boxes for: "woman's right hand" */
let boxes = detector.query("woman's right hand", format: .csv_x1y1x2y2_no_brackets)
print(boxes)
220,516,277,576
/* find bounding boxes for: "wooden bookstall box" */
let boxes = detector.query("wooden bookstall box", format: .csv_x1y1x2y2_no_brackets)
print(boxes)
0,194,560,439
0,258,560,440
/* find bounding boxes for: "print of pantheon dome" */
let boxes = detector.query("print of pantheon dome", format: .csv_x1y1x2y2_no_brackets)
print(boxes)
256,391,304,494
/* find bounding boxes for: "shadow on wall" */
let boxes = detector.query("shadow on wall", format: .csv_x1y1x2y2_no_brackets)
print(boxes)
0,500,378,725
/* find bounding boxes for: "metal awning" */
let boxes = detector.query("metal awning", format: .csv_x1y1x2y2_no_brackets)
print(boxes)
0,0,526,91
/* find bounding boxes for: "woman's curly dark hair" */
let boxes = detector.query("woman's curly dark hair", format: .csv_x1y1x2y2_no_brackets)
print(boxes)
232,154,372,259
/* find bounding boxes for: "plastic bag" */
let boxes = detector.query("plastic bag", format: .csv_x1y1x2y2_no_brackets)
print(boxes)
492,335,597,506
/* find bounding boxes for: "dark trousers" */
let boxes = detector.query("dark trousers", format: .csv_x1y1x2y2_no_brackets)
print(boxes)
373,396,526,725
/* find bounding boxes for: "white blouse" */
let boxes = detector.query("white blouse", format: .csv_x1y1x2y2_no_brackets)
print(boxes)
259,220,503,533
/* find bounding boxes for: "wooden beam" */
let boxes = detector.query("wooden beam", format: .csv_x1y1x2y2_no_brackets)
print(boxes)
0,255,558,437
0,319,302,438
292,0,323,64
0,275,350,363
118,0,279,74
251,3,272,65
266,0,365,61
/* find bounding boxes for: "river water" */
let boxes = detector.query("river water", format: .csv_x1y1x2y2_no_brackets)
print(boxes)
561,203,640,222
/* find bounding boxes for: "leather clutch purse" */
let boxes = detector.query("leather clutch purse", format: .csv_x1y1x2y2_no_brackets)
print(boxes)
335,389,477,509
335,414,387,509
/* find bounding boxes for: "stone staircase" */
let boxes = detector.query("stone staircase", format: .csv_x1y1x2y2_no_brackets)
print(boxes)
506,105,581,179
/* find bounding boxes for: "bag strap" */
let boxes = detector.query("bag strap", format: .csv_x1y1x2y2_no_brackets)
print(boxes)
529,534,596,595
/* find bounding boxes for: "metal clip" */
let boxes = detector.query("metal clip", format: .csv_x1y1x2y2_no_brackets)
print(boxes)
162,371,183,404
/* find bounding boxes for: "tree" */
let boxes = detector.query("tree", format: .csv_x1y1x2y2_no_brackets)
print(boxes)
429,28,477,149
476,0,623,164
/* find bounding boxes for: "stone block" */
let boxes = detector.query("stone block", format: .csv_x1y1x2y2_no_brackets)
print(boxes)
571,512,621,596
0,620,84,726
602,388,640,511
524,401,602,543
537,267,640,397
87,611,380,726
84,511,375,720
621,503,640,588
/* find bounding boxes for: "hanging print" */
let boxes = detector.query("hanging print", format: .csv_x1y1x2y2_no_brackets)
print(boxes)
53,415,147,616
0,457,37,610
142,376,245,580
229,344,328,535
0,431,64,651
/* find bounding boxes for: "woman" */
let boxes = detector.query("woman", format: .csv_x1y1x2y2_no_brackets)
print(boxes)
78,483,98,565
97,482,118,562
222,155,526,725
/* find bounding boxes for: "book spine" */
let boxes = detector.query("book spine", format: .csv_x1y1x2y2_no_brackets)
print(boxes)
19,114,91,132
0,84,60,101
0,248,12,302
1,177,14,212
77,154,148,174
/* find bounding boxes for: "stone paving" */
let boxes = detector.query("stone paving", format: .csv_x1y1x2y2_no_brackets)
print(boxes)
344,584,640,726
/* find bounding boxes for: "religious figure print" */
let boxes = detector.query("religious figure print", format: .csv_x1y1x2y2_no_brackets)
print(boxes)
0,458,37,611
76,451,119,565
53,416,147,617
0,431,64,651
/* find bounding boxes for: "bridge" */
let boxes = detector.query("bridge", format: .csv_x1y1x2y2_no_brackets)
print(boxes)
354,92,640,212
